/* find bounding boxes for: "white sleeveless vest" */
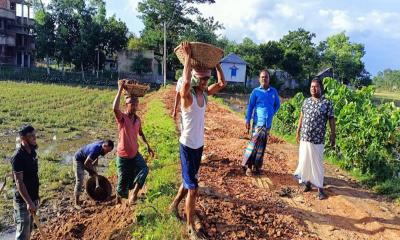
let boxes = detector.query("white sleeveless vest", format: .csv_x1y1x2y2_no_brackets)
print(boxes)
179,91,207,149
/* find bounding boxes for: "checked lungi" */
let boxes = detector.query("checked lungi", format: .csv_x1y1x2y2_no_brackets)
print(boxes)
242,126,269,169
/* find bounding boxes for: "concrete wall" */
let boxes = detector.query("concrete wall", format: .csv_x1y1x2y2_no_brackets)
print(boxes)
221,62,246,83
117,50,161,83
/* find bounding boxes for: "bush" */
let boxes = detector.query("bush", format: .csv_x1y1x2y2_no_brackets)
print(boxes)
274,77,400,182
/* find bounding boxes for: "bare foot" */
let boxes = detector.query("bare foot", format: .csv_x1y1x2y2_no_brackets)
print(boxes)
115,194,122,205
187,225,207,240
128,194,137,205
169,203,183,221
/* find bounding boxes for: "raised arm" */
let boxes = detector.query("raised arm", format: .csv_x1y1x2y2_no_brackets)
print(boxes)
13,172,36,214
208,64,227,96
113,80,126,119
179,42,193,108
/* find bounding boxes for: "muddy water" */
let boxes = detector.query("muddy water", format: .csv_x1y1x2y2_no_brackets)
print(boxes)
214,93,249,115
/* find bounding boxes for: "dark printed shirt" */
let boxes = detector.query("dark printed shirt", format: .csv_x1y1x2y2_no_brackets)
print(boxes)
300,96,334,144
11,147,40,202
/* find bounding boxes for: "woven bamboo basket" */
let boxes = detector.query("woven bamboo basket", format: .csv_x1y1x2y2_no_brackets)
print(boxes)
119,79,150,97
174,42,224,69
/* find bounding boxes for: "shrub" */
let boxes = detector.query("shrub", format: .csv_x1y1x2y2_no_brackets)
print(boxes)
274,77,400,182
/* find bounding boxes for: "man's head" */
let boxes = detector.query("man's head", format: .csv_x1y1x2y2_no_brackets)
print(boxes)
101,140,114,155
192,69,211,91
19,125,37,149
125,96,139,115
259,70,270,88
310,78,323,98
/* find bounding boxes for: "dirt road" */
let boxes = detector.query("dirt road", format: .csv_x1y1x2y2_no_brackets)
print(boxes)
162,88,400,240
31,88,400,239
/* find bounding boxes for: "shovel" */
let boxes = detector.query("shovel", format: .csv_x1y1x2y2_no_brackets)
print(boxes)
0,174,7,195
32,213,48,240
94,174,103,194
0,173,11,195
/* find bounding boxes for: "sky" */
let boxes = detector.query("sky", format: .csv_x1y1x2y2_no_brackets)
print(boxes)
107,0,400,75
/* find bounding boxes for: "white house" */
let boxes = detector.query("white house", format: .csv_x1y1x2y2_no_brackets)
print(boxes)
220,53,247,83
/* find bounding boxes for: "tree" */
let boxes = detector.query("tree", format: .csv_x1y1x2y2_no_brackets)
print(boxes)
130,53,153,75
319,32,366,85
259,41,284,69
137,0,216,72
235,37,263,77
373,69,400,91
33,9,55,74
127,34,146,51
182,16,223,45
279,28,319,81
281,51,302,79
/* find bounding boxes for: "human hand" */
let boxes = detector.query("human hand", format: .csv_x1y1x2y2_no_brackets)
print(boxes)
148,147,155,159
181,42,191,58
27,202,36,215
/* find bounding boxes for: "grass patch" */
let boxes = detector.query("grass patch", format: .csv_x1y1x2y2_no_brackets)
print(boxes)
270,130,297,145
130,95,183,239
374,91,400,101
0,153,74,230
0,81,119,230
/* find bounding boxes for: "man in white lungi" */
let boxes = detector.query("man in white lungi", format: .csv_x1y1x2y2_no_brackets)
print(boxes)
294,78,336,200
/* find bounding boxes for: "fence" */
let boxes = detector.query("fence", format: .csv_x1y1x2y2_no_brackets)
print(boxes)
0,66,162,88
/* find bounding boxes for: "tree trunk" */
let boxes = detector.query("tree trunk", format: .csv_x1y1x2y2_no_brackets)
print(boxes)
46,55,50,75
61,58,65,76
81,62,85,82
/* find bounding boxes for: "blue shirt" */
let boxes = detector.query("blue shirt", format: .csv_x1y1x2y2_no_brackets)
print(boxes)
75,141,104,162
246,86,280,129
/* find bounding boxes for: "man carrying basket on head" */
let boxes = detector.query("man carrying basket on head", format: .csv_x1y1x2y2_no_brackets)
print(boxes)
169,42,227,239
112,80,155,205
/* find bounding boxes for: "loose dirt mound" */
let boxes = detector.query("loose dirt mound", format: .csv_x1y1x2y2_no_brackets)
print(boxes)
162,89,314,239
32,176,135,240
163,87,400,240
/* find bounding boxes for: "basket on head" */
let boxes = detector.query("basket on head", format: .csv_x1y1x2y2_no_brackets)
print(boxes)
174,42,224,70
119,79,150,97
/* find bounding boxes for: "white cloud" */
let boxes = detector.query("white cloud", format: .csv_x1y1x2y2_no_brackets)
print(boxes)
194,0,400,43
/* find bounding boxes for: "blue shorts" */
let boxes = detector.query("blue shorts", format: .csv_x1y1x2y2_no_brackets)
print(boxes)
180,143,203,189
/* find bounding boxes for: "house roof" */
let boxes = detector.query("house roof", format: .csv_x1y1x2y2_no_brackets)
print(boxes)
316,67,333,76
220,53,247,65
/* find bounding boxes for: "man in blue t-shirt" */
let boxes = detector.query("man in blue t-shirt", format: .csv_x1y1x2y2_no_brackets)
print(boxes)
242,70,280,176
73,140,114,206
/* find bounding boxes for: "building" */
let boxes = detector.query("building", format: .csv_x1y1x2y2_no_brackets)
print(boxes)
220,53,247,84
0,0,35,67
116,49,162,83
316,67,334,81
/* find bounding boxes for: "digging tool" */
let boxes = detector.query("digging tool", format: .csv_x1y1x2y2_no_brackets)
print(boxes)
0,173,12,195
32,213,48,240
94,174,103,195
0,174,7,195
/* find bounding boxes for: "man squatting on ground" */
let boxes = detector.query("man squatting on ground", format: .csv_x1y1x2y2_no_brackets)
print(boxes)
73,140,114,207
